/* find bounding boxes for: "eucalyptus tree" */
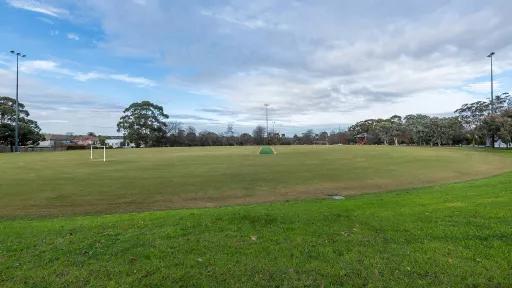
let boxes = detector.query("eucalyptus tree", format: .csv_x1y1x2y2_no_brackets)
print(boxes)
117,101,169,147
403,114,431,145
455,101,489,146
0,96,43,150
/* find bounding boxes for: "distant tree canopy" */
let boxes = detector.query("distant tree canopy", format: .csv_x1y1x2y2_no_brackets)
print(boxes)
116,93,512,149
0,96,43,149
346,92,511,147
117,101,169,147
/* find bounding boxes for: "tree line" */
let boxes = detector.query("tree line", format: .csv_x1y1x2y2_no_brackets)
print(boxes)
116,101,351,147
347,92,511,147
2,93,511,150
117,94,512,148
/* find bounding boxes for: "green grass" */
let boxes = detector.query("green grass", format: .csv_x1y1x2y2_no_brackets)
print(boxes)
1,145,512,217
1,170,512,287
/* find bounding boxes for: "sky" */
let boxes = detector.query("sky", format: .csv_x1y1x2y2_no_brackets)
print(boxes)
0,0,512,135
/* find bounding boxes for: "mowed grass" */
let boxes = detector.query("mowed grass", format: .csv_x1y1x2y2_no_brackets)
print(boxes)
1,171,512,287
1,145,512,217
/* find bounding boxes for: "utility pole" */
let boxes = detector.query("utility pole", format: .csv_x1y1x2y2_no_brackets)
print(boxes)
10,50,26,153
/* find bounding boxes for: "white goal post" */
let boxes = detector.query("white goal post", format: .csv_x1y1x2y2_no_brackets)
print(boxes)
90,145,106,162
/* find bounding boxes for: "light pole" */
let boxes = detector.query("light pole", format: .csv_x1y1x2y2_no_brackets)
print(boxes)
10,50,26,153
264,104,269,144
487,52,495,148
487,52,495,114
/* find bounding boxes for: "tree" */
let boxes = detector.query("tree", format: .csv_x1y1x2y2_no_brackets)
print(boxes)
224,124,236,146
404,114,431,145
480,115,501,146
428,117,448,146
493,92,511,113
117,101,169,147
301,129,315,145
166,121,183,146
185,126,197,146
238,133,253,145
166,121,182,135
0,96,29,122
348,119,382,144
389,115,404,145
198,131,220,146
253,125,265,145
97,135,107,146
455,100,490,146
496,114,512,147
318,131,329,143
0,96,43,150
373,119,393,145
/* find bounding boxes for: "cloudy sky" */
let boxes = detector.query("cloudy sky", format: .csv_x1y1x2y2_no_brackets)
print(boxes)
1,0,512,135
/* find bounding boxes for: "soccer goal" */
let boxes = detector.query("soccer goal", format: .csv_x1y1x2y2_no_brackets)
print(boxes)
90,145,106,162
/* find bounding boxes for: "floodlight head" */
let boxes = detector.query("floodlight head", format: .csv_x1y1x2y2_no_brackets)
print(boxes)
10,50,15,54
487,52,495,57
21,55,26,58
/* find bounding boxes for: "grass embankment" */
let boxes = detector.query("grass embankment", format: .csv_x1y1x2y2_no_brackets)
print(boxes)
1,146,511,217
1,171,512,287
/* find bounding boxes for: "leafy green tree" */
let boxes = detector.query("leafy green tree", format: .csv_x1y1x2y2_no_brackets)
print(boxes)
301,129,315,145
493,92,511,113
455,101,489,146
117,101,169,147
238,133,253,145
403,114,431,145
252,125,266,145
185,126,197,146
389,115,404,145
374,119,393,145
479,115,502,146
198,131,220,146
0,96,43,150
97,135,107,146
496,114,512,147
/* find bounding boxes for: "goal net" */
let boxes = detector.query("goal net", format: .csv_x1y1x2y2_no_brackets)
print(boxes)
90,145,106,162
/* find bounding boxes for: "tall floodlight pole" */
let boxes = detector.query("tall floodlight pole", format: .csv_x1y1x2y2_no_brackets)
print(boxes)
487,52,495,148
264,104,269,144
488,52,495,114
10,50,26,153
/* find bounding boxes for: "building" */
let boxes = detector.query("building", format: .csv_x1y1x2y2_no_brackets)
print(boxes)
106,138,123,148
73,135,98,146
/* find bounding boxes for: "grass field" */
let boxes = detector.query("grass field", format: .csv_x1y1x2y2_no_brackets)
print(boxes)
1,169,512,287
1,146,512,217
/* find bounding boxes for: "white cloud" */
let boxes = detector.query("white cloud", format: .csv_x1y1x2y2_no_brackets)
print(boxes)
19,60,156,87
85,0,512,127
0,66,123,135
463,81,501,94
109,74,156,87
6,0,69,18
66,33,80,41
200,9,282,30
6,1,512,132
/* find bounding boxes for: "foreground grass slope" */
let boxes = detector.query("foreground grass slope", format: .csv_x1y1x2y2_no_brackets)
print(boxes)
1,146,512,217
1,172,512,287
